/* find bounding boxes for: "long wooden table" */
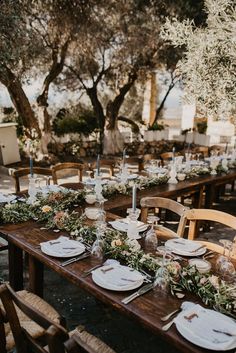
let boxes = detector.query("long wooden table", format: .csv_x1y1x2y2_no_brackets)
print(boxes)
1,170,236,352
62,168,236,212
0,220,235,353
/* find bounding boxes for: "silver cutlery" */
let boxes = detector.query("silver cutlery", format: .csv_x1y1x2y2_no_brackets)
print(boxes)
82,264,103,277
213,329,236,337
162,318,176,331
161,308,181,322
121,283,155,305
61,253,90,267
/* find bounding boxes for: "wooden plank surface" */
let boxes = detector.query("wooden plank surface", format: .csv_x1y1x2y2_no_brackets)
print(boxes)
0,220,235,353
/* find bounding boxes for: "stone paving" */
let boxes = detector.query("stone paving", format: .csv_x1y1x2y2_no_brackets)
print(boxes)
0,168,236,352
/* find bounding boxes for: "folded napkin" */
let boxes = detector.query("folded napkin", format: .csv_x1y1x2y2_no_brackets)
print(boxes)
166,239,204,253
175,304,236,350
40,236,84,256
109,219,147,232
92,265,143,289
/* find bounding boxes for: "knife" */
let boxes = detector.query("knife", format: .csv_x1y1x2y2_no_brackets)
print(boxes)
61,253,90,267
121,283,154,305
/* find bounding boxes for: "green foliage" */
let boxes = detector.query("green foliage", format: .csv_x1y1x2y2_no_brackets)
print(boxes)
148,122,165,131
53,107,98,136
196,121,208,134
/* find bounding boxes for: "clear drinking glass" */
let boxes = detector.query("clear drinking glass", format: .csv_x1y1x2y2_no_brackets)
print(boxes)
216,239,235,279
91,230,103,260
154,249,169,291
145,215,159,252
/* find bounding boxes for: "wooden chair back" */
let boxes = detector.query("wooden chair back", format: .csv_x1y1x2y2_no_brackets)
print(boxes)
182,208,236,240
140,197,187,237
51,163,85,184
197,240,236,260
12,167,52,193
209,145,225,155
90,159,116,177
193,146,209,158
0,284,68,353
0,306,7,353
124,157,143,172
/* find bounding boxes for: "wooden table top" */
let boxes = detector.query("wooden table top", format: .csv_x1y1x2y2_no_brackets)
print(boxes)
1,219,235,353
62,168,236,211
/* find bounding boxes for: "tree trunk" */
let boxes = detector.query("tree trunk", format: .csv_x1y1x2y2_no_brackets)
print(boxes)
86,86,106,153
0,66,40,137
103,125,124,155
103,71,138,154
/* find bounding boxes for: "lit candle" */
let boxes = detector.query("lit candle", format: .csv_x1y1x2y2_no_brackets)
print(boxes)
172,147,175,161
132,184,137,211
225,143,228,154
187,143,190,154
29,155,33,178
96,154,100,176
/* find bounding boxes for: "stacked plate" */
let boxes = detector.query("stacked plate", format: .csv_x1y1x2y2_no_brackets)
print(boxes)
175,303,236,350
165,238,206,256
109,219,148,233
92,264,144,291
40,185,65,195
40,236,85,258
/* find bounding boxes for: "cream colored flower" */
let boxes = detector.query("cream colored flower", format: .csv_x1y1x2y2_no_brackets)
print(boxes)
111,239,123,247
42,205,52,213
208,275,219,289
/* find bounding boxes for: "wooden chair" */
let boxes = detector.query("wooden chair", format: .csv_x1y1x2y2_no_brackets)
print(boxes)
160,152,177,166
90,159,116,178
209,145,225,156
140,197,187,238
0,284,116,353
182,208,236,240
193,146,209,158
124,156,143,172
0,284,63,353
12,167,52,193
51,163,85,184
64,326,116,353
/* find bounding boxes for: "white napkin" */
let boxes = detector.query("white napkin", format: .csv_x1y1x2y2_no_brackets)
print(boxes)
175,304,236,350
165,239,203,253
40,236,84,256
93,264,143,288
109,219,147,232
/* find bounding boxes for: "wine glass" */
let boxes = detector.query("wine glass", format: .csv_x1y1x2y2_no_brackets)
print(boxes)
216,239,235,279
91,233,103,260
145,215,159,252
154,249,169,291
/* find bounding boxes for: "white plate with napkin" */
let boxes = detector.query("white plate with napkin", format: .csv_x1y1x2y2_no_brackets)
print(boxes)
175,303,236,350
0,193,16,203
92,264,144,291
40,236,85,258
165,238,206,256
109,219,148,233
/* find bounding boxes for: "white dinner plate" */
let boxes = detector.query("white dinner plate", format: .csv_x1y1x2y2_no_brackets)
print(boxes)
109,219,148,233
127,174,139,180
175,304,236,351
92,265,144,291
40,238,85,258
0,194,16,203
165,239,206,257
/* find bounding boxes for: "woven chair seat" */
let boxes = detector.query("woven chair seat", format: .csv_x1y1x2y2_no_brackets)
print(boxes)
70,325,116,353
2,290,60,351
